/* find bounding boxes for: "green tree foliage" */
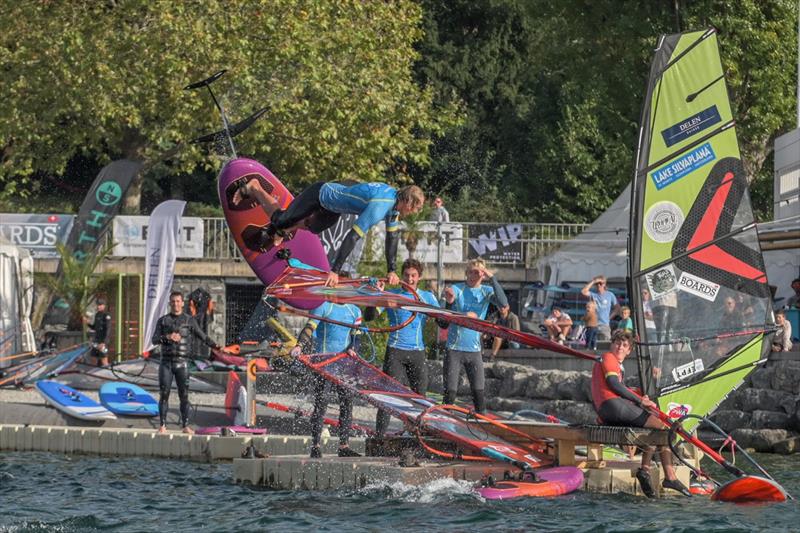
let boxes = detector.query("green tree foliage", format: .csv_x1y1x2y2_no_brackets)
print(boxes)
415,0,797,222
0,1,456,212
37,242,116,334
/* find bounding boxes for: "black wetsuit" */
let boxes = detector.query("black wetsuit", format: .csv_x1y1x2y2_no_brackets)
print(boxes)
375,347,428,435
269,181,401,275
89,311,112,362
151,312,218,428
296,321,359,450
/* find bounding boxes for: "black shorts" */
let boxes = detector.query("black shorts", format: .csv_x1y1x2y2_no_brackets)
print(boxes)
598,398,650,427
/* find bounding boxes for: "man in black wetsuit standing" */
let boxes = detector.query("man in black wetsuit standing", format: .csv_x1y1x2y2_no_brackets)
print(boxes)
152,291,223,434
85,298,112,367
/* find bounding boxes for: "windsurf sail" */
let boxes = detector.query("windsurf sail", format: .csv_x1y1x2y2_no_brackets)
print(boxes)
266,264,599,361
300,351,551,470
629,29,773,432
0,344,90,387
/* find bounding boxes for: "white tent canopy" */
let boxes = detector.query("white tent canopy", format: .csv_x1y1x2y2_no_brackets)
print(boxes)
537,184,630,286
538,184,798,304
0,238,36,366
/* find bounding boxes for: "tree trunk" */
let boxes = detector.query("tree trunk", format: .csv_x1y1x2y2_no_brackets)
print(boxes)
122,173,143,215
120,127,147,215
404,233,419,258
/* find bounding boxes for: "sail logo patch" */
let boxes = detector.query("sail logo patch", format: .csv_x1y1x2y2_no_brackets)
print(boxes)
671,359,705,382
677,272,720,301
667,402,693,418
645,265,678,299
650,143,716,190
644,201,684,243
661,105,722,147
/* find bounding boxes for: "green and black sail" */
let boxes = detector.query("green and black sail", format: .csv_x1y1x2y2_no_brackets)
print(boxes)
629,29,773,431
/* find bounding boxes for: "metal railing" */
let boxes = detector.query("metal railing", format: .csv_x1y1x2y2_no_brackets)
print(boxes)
195,217,588,266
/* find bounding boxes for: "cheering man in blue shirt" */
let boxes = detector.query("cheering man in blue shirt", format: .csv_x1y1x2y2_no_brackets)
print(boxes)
292,301,363,458
235,180,425,286
442,259,508,414
364,258,441,436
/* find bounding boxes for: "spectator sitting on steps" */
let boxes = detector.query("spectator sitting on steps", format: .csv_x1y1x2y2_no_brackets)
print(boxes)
489,305,521,360
544,307,572,345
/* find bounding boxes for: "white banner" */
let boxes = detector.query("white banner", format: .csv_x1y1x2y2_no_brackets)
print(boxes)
368,222,463,265
142,201,186,353
112,215,203,258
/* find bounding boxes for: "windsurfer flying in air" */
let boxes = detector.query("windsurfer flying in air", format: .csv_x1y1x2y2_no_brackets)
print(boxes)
233,180,425,287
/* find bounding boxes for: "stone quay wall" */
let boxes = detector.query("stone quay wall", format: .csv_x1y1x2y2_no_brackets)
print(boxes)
425,354,800,454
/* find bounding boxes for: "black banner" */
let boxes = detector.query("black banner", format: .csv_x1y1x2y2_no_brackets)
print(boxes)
64,159,142,262
467,223,524,263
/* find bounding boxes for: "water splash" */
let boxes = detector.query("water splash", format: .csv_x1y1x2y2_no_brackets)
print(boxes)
360,477,479,503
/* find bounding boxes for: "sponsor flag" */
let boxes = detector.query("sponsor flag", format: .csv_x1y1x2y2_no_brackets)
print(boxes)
142,200,186,353
63,159,142,263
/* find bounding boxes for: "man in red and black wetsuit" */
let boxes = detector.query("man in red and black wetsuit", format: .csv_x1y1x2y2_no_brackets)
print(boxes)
591,329,690,498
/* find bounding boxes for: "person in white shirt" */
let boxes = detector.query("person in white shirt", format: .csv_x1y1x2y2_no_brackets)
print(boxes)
430,196,450,223
772,309,793,352
544,307,573,344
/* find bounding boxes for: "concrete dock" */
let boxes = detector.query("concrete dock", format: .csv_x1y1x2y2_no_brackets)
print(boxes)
231,454,691,497
0,424,364,461
0,422,693,497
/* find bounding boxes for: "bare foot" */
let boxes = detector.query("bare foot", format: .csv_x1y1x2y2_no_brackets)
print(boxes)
232,181,251,206
158,425,167,434
182,426,195,435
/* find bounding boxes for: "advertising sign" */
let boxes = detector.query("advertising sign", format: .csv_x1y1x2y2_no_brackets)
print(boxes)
368,222,463,264
0,214,74,257
112,215,204,258
467,223,524,263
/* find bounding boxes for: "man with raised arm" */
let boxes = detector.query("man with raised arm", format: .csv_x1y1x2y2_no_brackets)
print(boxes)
581,275,620,340
442,259,508,414
364,258,441,436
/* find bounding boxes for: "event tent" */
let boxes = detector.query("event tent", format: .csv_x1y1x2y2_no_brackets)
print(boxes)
0,238,36,366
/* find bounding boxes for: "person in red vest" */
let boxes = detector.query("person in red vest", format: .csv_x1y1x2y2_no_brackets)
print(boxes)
591,329,690,498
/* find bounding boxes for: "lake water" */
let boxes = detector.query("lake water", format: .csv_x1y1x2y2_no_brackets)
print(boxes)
2,451,800,532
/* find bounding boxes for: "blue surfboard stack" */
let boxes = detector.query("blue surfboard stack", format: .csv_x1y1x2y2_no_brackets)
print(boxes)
99,382,159,417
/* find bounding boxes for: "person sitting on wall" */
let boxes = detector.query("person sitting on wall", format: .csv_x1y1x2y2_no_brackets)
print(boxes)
489,305,521,360
544,307,573,345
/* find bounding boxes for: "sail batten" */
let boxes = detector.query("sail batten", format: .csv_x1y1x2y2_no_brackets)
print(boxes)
629,29,773,431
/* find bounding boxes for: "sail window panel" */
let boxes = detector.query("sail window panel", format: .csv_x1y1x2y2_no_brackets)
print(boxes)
636,258,767,395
